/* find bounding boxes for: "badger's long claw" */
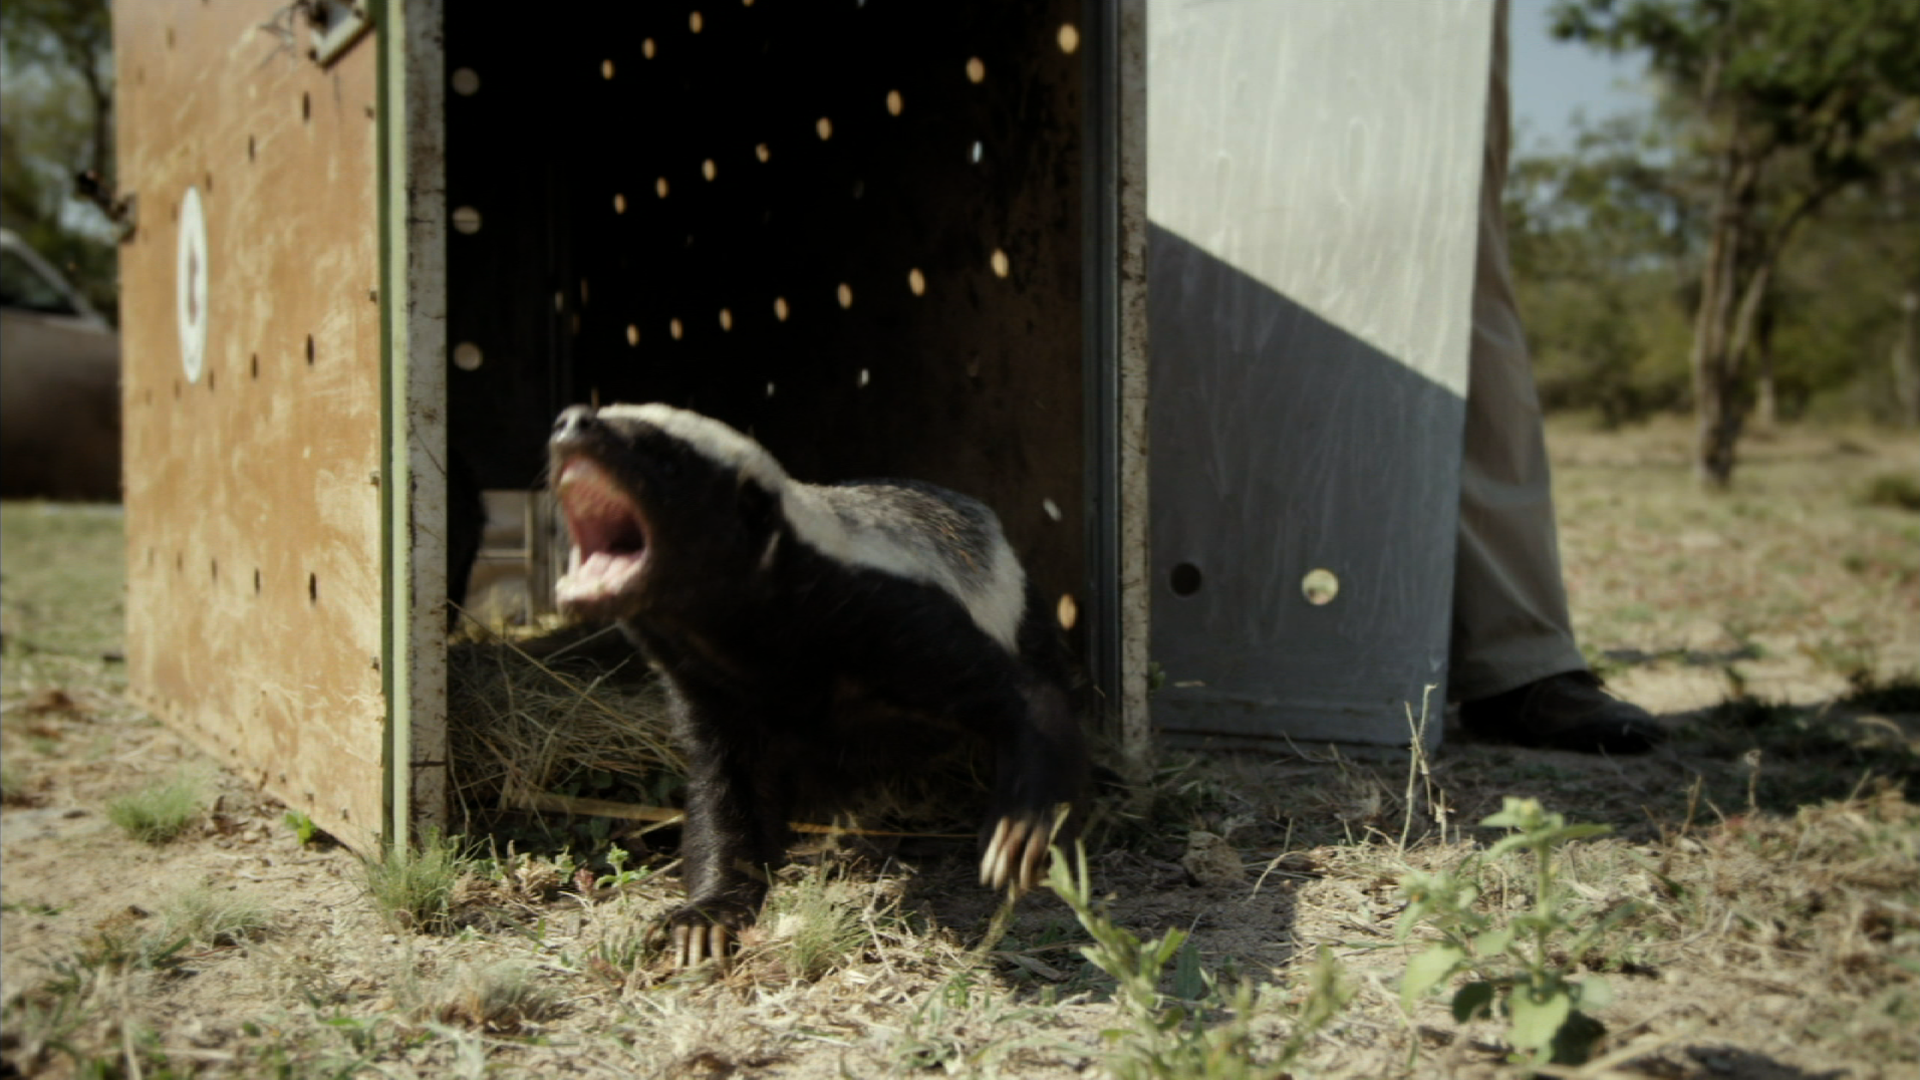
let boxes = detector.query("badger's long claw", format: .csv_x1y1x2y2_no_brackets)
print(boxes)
981,815,1046,895
669,915,734,970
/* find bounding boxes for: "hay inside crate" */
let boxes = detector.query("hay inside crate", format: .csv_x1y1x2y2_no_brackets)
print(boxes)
446,632,685,836
446,630,992,850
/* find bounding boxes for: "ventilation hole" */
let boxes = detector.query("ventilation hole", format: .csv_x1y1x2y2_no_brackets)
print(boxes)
1170,563,1203,597
600,58,615,79
851,179,865,200
451,206,481,233
167,26,175,48
907,268,926,296
669,318,684,340
837,283,853,309
451,67,480,95
712,308,730,331
765,382,776,398
177,552,184,572
643,37,657,58
857,368,870,388
966,57,985,83
702,159,717,181
990,248,1010,278
305,335,315,365
205,171,214,193
453,342,483,371
211,558,219,582
626,324,640,346
612,192,627,214
689,10,703,32
570,313,580,335
580,278,590,305
1302,568,1341,606
309,573,319,604
253,569,261,594
970,140,983,164
1058,23,1080,53
302,92,311,121
251,353,258,379
656,177,670,198
174,380,181,399
816,117,833,140
886,90,903,115
1043,497,1063,522
247,135,256,162
773,297,789,321
207,369,217,391
147,548,154,567
755,143,770,162
1057,593,1079,631
553,291,565,312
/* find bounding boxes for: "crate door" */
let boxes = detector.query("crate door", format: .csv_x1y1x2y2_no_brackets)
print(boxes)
116,3,389,847
1147,1,1493,748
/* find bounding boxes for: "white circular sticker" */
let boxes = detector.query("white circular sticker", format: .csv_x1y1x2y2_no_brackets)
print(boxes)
176,186,208,383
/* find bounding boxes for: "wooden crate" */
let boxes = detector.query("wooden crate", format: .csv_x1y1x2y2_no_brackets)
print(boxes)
115,0,1149,850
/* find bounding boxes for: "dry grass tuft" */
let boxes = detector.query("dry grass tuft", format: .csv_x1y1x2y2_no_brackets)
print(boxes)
105,771,206,844
429,960,562,1033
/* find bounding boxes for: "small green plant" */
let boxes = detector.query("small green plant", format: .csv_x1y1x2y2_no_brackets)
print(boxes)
1048,841,1351,1079
106,772,205,843
592,843,650,890
1397,797,1630,1067
363,828,473,933
284,810,319,846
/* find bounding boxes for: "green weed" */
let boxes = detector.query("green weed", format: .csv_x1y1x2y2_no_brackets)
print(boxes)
1049,840,1352,1078
1397,797,1629,1067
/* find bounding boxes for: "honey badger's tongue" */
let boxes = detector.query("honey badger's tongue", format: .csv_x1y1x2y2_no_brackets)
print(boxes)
555,457,649,611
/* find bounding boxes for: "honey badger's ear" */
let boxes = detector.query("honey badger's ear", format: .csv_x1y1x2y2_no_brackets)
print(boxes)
734,468,781,533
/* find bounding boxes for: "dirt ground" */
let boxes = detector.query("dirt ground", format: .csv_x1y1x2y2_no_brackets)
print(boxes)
3,415,1917,1079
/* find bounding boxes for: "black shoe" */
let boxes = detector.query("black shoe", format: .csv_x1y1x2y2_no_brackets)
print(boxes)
1460,671,1666,754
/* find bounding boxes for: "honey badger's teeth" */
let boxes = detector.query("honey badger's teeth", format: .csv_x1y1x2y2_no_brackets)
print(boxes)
553,456,651,611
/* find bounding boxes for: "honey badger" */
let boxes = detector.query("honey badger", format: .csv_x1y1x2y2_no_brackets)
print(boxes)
549,403,1090,967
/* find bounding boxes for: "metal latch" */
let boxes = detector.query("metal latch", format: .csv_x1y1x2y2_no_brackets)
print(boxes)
307,0,371,67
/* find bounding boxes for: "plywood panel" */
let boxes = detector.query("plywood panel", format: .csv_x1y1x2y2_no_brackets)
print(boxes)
116,3,387,848
1147,0,1491,747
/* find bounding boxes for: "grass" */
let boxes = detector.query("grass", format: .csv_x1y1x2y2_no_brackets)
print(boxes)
363,827,476,933
105,771,206,843
1861,471,1920,512
428,960,561,1034
158,884,275,948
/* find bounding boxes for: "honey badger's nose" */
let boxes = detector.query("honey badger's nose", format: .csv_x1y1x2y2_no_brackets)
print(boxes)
551,405,598,447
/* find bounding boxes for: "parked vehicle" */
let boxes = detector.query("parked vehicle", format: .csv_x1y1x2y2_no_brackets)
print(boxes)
0,228,121,501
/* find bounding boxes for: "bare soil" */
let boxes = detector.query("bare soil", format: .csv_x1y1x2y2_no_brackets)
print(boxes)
3,416,1917,1078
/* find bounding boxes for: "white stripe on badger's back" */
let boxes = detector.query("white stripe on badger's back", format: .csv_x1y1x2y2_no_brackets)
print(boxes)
799,481,1028,654
600,403,1027,653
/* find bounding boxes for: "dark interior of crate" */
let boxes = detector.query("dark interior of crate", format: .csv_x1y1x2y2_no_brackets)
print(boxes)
442,2,1093,652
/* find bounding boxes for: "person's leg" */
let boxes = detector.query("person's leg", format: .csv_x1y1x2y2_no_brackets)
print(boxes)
1451,0,1662,753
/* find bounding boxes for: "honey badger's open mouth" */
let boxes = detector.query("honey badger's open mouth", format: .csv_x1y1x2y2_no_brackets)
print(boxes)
554,456,650,612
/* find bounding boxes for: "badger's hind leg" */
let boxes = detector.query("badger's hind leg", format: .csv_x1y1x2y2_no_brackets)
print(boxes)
979,679,1089,894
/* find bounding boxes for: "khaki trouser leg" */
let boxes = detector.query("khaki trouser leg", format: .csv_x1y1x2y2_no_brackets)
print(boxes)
1449,0,1588,702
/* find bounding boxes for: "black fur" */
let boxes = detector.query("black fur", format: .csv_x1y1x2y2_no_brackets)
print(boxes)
548,405,1089,957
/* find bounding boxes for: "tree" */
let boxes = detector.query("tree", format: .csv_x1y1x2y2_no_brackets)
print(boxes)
0,0,117,319
1553,0,1920,484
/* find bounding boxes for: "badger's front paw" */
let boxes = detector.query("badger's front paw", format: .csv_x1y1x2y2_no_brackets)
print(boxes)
657,900,757,969
979,804,1074,896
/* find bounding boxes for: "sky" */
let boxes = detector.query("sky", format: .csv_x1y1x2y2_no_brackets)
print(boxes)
1507,0,1655,153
